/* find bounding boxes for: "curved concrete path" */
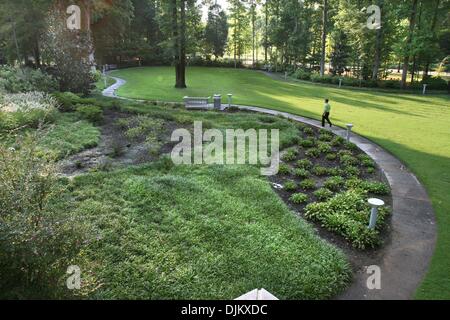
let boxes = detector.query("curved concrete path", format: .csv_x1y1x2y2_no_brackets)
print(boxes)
102,76,437,300
102,76,127,98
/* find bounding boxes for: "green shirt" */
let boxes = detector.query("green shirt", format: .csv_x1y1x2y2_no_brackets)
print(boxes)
324,103,331,113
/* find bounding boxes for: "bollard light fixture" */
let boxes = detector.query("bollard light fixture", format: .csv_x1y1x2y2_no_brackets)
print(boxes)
368,198,385,229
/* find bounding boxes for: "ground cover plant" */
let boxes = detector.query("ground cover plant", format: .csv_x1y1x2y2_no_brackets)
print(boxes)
270,123,391,249
0,95,352,299
112,66,450,298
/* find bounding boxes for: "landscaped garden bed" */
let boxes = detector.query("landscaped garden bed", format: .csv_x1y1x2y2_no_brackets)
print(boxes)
1,93,354,300
271,123,391,250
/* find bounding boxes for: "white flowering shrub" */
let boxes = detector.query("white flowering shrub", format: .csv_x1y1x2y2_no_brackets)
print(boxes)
0,91,58,113
0,92,58,131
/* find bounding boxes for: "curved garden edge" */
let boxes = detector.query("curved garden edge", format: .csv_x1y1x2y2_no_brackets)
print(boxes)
102,76,437,300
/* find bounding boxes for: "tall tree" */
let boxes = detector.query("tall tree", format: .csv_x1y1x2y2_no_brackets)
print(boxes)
401,0,419,89
177,0,187,88
229,0,250,67
204,2,229,59
320,0,328,76
372,0,384,80
423,0,442,77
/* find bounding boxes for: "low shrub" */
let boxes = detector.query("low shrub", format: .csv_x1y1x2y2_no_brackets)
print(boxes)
300,178,316,190
188,56,244,69
290,193,309,204
344,142,358,151
284,180,297,191
345,179,390,195
304,190,389,249
327,168,344,177
326,153,337,161
1,91,58,112
278,163,291,175
422,76,448,91
0,92,58,131
76,105,103,124
358,154,376,168
317,142,332,154
344,165,360,177
339,154,359,166
318,133,333,142
311,73,333,84
324,176,345,191
305,148,320,158
303,127,314,135
312,165,329,176
293,69,312,81
282,148,298,162
52,92,82,112
0,135,86,298
379,79,401,89
294,168,310,178
314,188,334,201
299,138,315,148
361,181,390,195
367,167,375,174
338,149,353,157
0,66,58,93
297,159,313,169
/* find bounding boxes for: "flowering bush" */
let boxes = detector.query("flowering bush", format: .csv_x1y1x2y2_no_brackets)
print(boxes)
0,92,58,130
1,91,58,112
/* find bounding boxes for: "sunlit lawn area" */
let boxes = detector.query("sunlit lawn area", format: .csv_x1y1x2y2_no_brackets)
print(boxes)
113,66,450,299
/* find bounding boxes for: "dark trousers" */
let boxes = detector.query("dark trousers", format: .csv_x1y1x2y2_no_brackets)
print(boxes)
322,112,332,127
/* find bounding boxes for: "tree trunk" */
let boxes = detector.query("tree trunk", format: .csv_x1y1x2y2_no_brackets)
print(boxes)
320,0,328,77
34,39,41,68
424,0,440,78
372,0,384,80
264,0,268,63
176,0,187,88
10,17,22,65
251,1,256,67
401,0,418,89
171,0,180,87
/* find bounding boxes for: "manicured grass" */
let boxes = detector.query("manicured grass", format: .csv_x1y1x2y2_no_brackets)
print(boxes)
68,164,350,299
112,66,450,299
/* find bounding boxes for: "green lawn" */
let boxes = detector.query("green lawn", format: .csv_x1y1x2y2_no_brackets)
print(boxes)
2,101,351,299
68,164,350,299
112,66,450,299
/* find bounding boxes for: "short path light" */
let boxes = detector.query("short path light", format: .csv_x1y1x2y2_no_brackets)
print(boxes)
339,78,343,88
227,94,233,108
346,124,354,142
368,198,385,229
213,94,222,110
423,84,428,95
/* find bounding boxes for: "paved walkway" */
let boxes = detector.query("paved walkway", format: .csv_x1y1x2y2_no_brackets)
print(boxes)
102,76,127,98
102,77,437,300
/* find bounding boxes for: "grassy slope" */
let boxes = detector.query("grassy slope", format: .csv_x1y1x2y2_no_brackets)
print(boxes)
113,66,450,299
70,163,350,299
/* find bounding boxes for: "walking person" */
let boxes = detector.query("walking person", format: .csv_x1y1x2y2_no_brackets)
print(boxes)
322,99,333,128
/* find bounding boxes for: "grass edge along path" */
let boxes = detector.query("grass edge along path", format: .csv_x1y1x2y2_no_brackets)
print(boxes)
112,66,450,299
